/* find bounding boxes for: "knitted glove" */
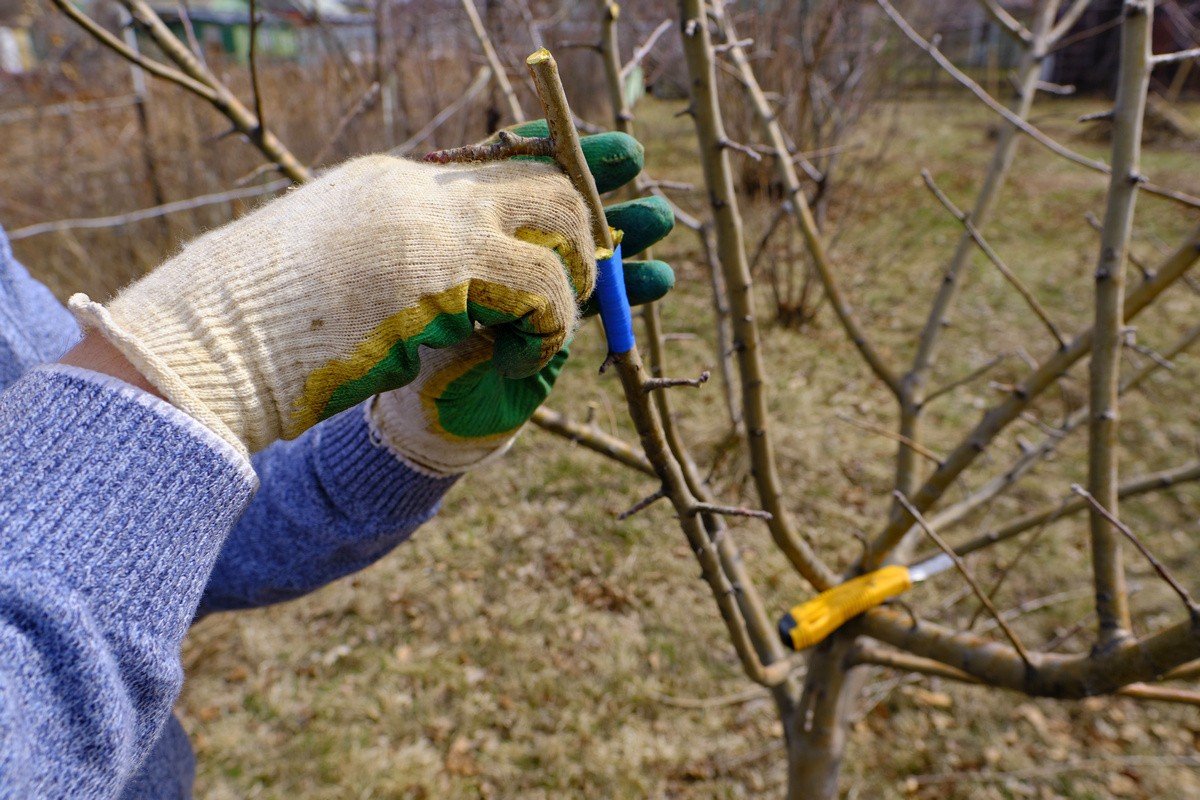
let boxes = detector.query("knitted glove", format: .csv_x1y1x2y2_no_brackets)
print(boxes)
68,149,621,456
369,122,675,476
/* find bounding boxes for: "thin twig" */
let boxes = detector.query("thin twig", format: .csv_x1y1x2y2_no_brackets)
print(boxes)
646,686,767,709
940,460,1200,561
310,81,381,166
689,502,773,521
47,0,217,101
247,0,265,141
1047,0,1095,43
923,353,1009,406
622,19,672,79
618,488,667,520
976,0,1032,44
718,137,763,161
1152,47,1200,65
530,406,653,475
424,130,553,163
893,491,1033,667
1071,484,1200,617
914,756,1200,786
1116,683,1200,707
390,66,492,156
8,180,291,241
837,414,942,465
921,170,1066,347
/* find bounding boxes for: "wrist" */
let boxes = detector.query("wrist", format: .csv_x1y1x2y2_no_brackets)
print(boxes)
59,330,165,401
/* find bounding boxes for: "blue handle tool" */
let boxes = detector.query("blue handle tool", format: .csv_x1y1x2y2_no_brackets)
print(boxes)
594,243,635,355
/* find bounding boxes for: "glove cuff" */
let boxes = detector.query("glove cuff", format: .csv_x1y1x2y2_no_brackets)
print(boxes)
68,294,251,459
365,390,521,477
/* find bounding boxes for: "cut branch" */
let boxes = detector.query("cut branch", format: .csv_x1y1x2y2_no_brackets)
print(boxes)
521,46,790,688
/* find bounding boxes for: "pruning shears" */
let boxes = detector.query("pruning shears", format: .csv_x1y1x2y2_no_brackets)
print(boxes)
777,553,955,651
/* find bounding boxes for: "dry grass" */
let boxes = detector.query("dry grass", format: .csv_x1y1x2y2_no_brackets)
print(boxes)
8,63,1200,798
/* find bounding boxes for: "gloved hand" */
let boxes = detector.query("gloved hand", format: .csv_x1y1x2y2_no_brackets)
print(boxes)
369,120,675,476
68,133,641,456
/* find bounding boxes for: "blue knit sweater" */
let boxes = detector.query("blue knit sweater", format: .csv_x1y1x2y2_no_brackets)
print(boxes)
0,227,457,798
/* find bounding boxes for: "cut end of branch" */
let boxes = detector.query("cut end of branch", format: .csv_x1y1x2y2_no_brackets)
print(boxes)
526,48,552,66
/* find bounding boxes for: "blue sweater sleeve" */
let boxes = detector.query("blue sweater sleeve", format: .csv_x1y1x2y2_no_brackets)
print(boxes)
0,228,456,615
199,406,457,614
0,365,257,798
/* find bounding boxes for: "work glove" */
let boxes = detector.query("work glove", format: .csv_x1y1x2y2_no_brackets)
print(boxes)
368,120,675,476
68,124,665,458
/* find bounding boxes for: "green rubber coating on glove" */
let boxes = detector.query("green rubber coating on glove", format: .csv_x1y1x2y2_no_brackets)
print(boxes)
436,347,569,438
604,196,675,257
321,300,532,421
580,260,674,319
501,121,644,195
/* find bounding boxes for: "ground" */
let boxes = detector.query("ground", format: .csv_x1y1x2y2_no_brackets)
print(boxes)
10,91,1200,798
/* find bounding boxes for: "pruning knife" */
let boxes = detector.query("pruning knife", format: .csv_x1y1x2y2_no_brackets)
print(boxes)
777,553,955,651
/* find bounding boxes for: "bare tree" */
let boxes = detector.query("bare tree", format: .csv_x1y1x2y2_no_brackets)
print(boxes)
45,0,1200,797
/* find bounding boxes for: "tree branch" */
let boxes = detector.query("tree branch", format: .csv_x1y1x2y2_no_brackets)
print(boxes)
709,0,902,399
921,170,1065,348
530,406,654,475
977,0,1033,43
894,492,1033,667
1071,484,1200,618
876,0,1200,209
47,0,217,102
1086,0,1153,645
460,0,526,123
865,222,1200,566
679,1,838,591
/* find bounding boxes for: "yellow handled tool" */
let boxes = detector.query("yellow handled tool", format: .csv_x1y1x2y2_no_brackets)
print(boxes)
777,554,953,651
